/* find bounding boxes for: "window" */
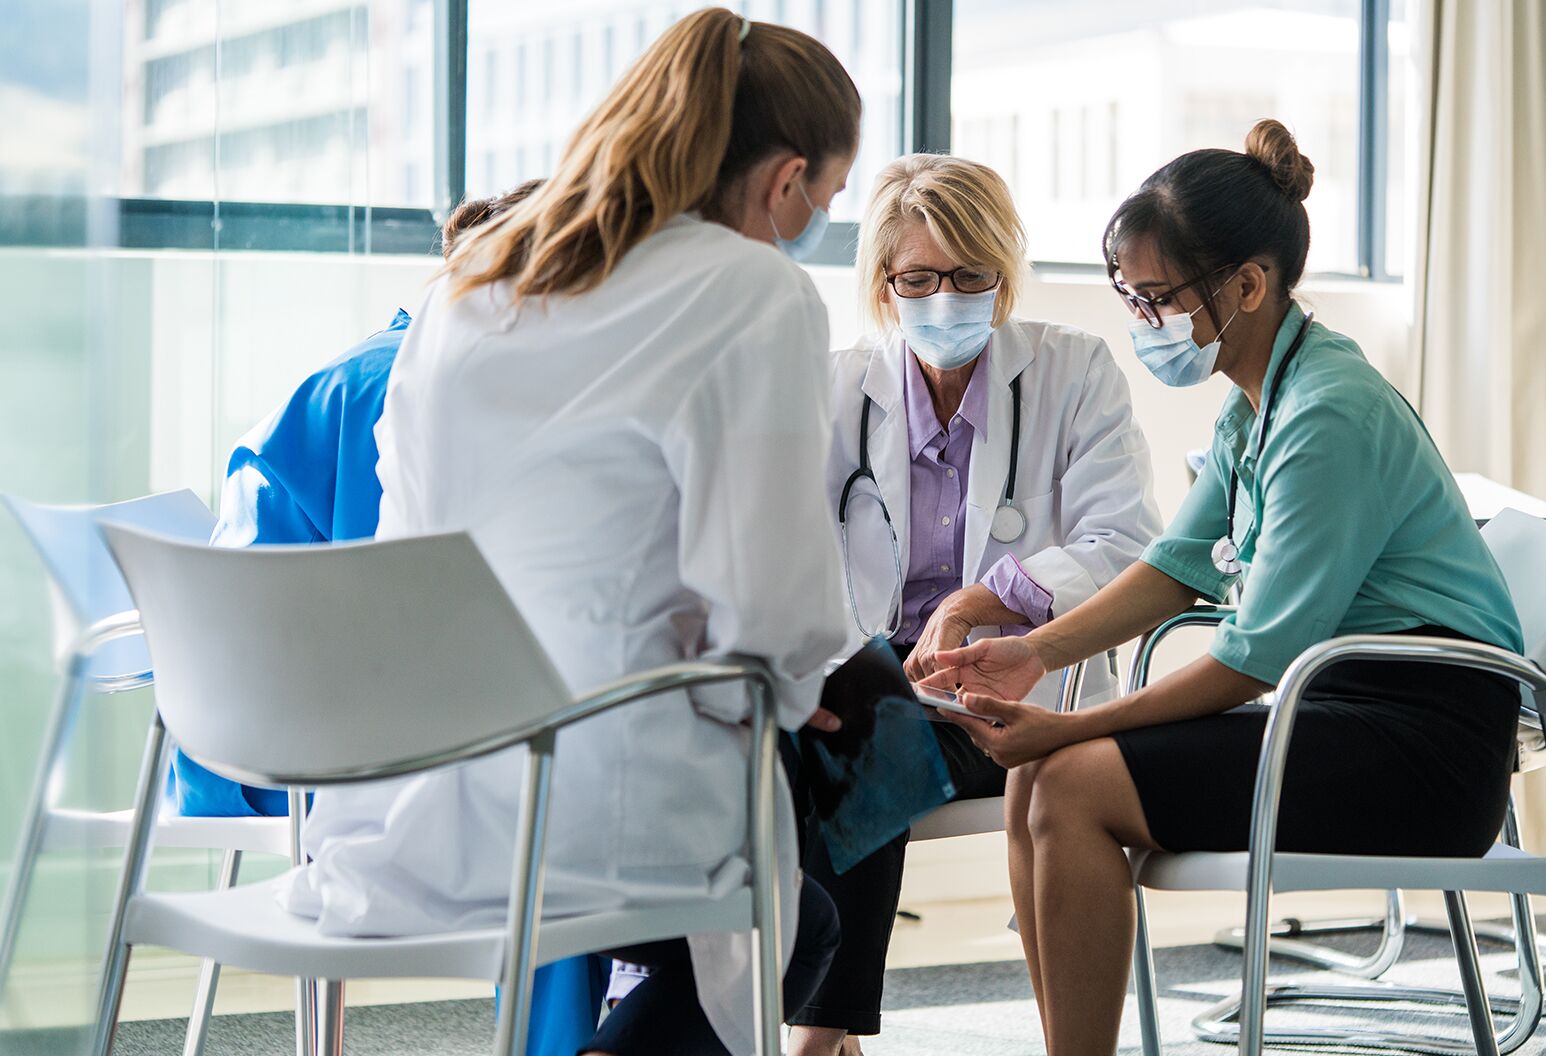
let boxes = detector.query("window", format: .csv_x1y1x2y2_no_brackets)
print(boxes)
462,2,903,224
125,0,436,208
953,0,1369,274
1385,0,1411,277
484,47,500,113
5,1,1407,272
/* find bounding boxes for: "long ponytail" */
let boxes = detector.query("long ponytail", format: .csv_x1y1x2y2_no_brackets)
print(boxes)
447,7,859,300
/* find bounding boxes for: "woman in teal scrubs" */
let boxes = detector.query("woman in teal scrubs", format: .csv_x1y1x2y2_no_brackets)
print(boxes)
911,120,1524,1056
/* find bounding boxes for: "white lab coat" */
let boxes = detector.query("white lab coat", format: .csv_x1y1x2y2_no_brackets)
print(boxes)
828,320,1162,707
279,213,850,1055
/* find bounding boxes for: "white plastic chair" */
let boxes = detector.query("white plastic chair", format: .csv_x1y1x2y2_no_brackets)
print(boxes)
1126,508,1546,1056
90,525,787,1056
0,491,298,1056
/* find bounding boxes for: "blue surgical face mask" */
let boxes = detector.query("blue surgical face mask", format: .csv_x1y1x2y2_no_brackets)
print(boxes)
770,181,829,261
895,289,998,370
1128,302,1240,387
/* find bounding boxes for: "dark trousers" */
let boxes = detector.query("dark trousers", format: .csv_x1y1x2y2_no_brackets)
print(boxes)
787,644,1007,1035
585,875,840,1055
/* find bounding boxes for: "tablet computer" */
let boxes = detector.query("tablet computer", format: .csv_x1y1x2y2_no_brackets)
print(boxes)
912,683,984,722
819,638,997,728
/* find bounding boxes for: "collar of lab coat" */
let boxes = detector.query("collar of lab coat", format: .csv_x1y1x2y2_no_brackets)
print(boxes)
858,323,1038,583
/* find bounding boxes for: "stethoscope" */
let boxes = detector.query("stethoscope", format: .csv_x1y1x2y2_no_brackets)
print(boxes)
838,374,1024,639
1211,311,1313,575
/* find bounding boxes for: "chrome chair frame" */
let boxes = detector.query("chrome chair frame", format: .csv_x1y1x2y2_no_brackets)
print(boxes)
1,489,307,1056
0,615,305,1056
85,606,785,1056
1126,609,1546,1056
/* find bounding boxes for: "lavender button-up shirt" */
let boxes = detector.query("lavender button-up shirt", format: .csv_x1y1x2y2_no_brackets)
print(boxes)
896,346,1053,645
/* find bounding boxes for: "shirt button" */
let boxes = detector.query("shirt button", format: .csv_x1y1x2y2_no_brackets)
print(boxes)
941,515,951,526
940,564,951,573
945,468,956,478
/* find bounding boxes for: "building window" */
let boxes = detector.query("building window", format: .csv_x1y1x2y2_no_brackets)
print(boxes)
953,0,1366,271
463,2,902,220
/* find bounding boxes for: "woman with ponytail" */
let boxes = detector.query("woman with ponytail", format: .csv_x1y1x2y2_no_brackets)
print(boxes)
279,10,861,1054
916,121,1523,1054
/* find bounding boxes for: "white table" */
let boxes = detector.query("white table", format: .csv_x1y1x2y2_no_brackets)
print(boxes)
1456,472,1546,520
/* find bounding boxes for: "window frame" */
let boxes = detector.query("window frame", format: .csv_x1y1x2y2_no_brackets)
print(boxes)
0,0,1400,281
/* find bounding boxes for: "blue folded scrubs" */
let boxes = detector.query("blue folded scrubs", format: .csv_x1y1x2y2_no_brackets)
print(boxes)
197,309,605,1050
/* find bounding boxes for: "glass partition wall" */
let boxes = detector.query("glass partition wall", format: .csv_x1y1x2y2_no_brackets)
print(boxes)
0,1,442,1048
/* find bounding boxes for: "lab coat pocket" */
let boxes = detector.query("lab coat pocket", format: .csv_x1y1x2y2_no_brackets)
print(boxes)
977,488,1057,570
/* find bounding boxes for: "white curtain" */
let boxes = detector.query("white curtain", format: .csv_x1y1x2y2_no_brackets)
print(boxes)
1410,0,1546,497
1410,0,1546,848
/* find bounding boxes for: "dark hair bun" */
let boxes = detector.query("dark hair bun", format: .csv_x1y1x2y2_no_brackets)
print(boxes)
1245,119,1314,203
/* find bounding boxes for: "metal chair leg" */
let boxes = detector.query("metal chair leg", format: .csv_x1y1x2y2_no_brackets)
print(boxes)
288,788,318,1056
90,715,171,1056
1212,888,1408,978
1214,889,1538,973
1238,873,1273,1056
494,733,555,1056
0,671,85,1006
1132,886,1162,1056
1445,891,1502,1056
181,849,241,1056
296,979,318,1056
747,675,784,1056
1495,800,1545,1050
1194,796,1543,1054
315,980,345,1056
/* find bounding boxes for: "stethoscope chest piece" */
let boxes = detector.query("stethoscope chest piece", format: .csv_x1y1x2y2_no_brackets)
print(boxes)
1210,310,1315,581
990,503,1026,544
1211,535,1243,575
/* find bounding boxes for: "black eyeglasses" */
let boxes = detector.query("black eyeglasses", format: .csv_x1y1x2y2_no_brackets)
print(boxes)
886,267,1002,299
1110,262,1246,329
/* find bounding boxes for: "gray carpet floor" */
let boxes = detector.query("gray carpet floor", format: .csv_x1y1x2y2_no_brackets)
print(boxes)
11,921,1546,1055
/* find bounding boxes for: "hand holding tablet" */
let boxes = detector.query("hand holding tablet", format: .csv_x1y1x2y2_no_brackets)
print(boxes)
911,682,1001,726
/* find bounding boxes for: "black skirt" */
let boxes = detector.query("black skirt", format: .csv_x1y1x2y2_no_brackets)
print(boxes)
1113,626,1520,857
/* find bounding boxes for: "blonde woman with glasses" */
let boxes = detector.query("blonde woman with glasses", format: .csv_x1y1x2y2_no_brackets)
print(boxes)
278,9,862,1055
793,154,1161,1056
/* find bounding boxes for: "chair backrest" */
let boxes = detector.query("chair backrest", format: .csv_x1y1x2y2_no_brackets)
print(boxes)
100,524,573,785
3,489,216,678
1183,448,1209,486
1482,508,1546,670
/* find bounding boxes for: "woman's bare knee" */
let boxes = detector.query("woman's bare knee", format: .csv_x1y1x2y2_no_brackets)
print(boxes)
1003,760,1044,844
1027,739,1155,848
1025,746,1094,842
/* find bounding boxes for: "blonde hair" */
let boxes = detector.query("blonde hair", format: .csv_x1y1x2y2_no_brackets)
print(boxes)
446,8,859,301
857,153,1027,331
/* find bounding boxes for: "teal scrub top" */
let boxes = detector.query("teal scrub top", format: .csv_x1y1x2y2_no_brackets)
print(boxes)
1142,302,1523,686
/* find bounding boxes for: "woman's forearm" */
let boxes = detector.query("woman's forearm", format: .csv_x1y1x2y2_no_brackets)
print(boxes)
1066,654,1273,743
1028,561,1200,671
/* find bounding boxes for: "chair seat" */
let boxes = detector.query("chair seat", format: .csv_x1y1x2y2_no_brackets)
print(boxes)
123,876,752,981
41,808,292,856
910,796,1005,841
1131,842,1546,896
